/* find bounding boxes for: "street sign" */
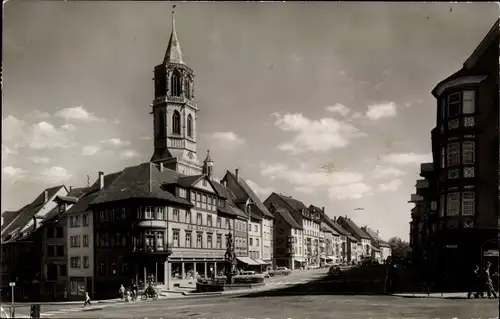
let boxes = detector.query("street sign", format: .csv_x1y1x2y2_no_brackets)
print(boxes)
483,250,499,257
9,282,15,287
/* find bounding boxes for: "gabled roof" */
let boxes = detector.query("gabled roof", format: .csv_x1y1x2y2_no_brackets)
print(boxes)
361,226,390,247
320,221,338,236
1,185,66,242
224,171,273,219
66,192,100,215
337,216,371,240
275,193,308,212
211,180,247,220
176,175,204,188
271,203,302,229
43,187,94,222
90,163,192,206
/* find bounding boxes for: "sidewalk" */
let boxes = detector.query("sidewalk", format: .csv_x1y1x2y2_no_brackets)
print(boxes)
392,292,471,299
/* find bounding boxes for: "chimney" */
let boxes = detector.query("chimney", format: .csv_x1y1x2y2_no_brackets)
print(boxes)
376,230,380,236
69,186,73,192
333,216,336,222
159,162,164,172
235,168,239,182
99,171,104,190
322,207,325,213
32,216,37,229
44,190,49,202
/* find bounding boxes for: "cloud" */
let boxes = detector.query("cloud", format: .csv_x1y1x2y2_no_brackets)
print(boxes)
25,110,51,120
2,145,18,159
55,106,103,122
100,138,131,147
325,103,350,116
111,119,121,124
141,136,152,140
378,179,403,192
208,132,245,146
37,167,72,184
371,165,408,179
2,166,26,181
382,152,432,166
81,145,101,156
27,156,50,164
272,113,365,154
351,112,362,119
365,102,397,120
120,150,140,159
328,182,372,200
246,180,275,200
260,161,371,200
2,116,78,150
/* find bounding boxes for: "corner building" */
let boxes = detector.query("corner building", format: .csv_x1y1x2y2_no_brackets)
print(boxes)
428,19,499,275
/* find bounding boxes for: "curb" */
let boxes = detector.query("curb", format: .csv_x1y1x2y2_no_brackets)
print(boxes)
391,294,469,300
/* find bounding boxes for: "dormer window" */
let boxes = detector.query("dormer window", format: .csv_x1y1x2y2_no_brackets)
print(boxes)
178,188,187,198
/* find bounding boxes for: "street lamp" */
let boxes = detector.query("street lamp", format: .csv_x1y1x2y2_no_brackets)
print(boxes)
9,281,15,318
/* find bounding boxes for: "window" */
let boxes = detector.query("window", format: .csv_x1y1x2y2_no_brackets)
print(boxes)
226,219,230,230
83,256,89,268
463,220,474,228
99,211,106,222
171,71,181,97
172,110,181,134
447,92,460,117
462,90,475,114
197,213,202,225
173,209,179,221
83,235,89,247
250,238,253,246
256,238,259,246
70,235,81,248
111,263,117,276
462,141,475,165
144,206,154,219
185,79,191,99
254,225,258,232
216,234,222,249
196,233,203,248
56,227,63,238
99,262,106,275
173,231,179,247
156,207,165,220
446,193,459,216
462,192,475,216
70,257,81,268
185,232,192,248
59,265,67,277
121,208,127,220
447,143,460,166
216,217,221,228
82,213,89,226
187,114,193,138
121,263,128,275
186,211,192,224
207,215,212,227
439,195,445,217
431,201,437,211
179,188,187,198
207,233,213,248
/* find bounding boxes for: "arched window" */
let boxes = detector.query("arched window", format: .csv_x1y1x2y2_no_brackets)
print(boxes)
185,79,191,99
187,114,193,138
172,111,181,135
171,71,181,97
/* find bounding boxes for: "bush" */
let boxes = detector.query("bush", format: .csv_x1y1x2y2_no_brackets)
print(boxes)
233,274,265,284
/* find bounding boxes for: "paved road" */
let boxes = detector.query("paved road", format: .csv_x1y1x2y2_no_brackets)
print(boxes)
24,294,500,318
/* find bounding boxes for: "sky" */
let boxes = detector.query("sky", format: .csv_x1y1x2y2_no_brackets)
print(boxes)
2,1,498,241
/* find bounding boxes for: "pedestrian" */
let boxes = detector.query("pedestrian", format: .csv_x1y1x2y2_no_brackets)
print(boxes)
119,284,125,300
484,262,498,299
83,291,91,307
467,265,480,299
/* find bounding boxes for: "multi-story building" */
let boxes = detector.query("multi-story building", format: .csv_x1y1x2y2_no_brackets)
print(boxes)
425,18,499,275
266,202,304,270
221,169,274,266
1,186,68,301
361,226,391,263
336,216,371,263
264,193,321,267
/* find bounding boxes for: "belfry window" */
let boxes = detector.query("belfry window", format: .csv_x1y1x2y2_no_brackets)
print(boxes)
171,71,181,97
187,114,193,138
185,79,191,99
172,111,181,135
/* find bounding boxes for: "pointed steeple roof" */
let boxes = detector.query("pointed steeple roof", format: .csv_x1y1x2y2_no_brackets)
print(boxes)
203,150,213,163
163,8,184,65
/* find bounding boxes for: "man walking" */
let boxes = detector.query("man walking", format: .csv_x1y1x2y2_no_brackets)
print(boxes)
467,265,480,299
484,262,498,298
83,291,92,307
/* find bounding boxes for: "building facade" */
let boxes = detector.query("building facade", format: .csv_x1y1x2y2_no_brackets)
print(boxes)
424,19,499,275
336,216,372,262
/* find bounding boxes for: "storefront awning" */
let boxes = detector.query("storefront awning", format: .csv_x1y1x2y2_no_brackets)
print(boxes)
236,256,261,266
294,257,306,263
254,258,270,265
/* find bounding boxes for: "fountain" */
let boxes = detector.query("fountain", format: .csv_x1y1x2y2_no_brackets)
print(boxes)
223,225,237,284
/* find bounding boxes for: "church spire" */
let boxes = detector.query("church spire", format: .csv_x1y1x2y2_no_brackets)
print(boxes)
164,5,184,65
203,150,214,179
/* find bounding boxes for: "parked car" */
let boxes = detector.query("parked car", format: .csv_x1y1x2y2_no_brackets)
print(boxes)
328,265,341,276
269,267,292,276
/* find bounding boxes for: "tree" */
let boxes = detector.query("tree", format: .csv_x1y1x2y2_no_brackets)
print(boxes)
387,237,410,258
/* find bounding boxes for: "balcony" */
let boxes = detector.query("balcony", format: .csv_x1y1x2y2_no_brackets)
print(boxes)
420,163,434,175
408,194,424,203
416,179,429,189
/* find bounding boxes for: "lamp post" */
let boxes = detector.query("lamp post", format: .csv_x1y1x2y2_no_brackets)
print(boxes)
9,281,15,318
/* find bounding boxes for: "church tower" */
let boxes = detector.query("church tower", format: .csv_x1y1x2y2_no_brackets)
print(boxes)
150,8,202,176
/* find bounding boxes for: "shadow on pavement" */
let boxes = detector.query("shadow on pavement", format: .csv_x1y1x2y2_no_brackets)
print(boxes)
239,267,388,298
